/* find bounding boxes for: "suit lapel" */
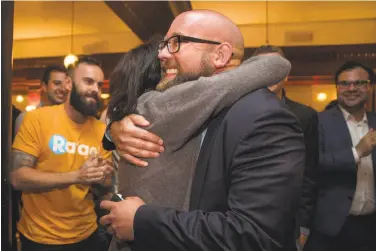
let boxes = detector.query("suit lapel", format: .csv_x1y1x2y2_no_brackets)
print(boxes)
189,110,227,210
330,107,353,147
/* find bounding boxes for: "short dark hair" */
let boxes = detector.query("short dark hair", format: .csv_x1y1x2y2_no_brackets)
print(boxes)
76,56,101,68
334,61,375,84
67,56,102,78
41,65,67,85
252,45,286,58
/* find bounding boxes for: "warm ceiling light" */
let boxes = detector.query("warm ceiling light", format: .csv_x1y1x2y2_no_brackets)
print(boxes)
64,1,78,68
317,92,328,102
16,95,24,103
25,105,36,112
64,54,78,68
100,93,110,99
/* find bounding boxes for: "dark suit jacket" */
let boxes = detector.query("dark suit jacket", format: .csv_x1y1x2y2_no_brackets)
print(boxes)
284,92,319,229
313,106,376,236
132,89,306,251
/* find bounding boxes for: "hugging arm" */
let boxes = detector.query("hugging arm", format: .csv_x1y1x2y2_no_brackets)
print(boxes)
137,54,291,150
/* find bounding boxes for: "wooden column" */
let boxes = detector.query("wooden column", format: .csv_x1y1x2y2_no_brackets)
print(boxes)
1,1,15,251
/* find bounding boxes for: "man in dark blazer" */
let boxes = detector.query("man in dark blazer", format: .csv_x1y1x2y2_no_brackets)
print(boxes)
304,62,376,251
100,10,305,251
253,45,319,248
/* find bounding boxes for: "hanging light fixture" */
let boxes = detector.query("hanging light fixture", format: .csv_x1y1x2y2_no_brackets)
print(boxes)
64,1,78,68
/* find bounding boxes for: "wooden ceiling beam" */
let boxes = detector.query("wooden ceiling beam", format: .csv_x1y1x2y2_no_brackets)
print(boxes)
104,1,192,42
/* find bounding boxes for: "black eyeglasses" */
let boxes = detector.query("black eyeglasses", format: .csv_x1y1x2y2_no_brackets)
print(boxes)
158,35,221,54
337,80,371,89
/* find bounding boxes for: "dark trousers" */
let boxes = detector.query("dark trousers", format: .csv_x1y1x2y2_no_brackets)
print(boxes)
20,229,106,251
304,214,376,251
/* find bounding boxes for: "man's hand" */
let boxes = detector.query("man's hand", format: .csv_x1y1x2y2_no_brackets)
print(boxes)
102,159,114,179
99,196,146,241
355,128,376,158
75,157,110,185
110,114,164,167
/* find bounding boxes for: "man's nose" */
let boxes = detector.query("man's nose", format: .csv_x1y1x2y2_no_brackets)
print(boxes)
348,83,357,91
158,45,172,61
92,83,100,93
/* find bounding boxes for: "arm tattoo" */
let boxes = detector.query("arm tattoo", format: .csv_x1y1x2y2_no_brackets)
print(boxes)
12,150,37,171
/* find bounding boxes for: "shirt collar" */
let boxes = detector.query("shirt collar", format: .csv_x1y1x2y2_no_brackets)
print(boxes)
338,105,368,124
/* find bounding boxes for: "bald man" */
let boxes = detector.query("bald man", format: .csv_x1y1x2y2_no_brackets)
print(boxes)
101,10,305,251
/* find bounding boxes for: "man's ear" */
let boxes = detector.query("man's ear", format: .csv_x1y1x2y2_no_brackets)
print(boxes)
41,82,48,92
65,77,72,91
213,42,233,68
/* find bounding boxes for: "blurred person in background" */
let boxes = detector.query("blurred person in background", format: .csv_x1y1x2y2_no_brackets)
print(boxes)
14,65,70,134
253,45,319,250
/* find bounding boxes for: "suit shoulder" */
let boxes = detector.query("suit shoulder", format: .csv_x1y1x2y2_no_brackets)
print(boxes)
287,98,317,115
223,89,298,135
318,107,335,120
226,88,291,119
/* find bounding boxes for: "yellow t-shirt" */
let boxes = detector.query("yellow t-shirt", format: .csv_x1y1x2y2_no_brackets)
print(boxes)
12,104,111,245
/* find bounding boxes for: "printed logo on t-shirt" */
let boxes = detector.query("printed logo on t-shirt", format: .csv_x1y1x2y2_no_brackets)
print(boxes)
48,134,99,156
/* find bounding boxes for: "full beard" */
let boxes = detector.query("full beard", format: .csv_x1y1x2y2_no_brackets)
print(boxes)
156,53,215,91
70,83,100,117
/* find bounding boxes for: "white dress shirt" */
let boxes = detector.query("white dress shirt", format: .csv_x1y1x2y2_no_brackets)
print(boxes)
339,106,375,215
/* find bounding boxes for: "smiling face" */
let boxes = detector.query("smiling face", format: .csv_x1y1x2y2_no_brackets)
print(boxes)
158,32,216,85
69,63,104,117
157,11,242,87
42,71,70,105
337,67,371,111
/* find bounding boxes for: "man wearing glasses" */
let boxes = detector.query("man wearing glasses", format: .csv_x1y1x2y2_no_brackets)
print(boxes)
304,62,376,251
101,10,305,251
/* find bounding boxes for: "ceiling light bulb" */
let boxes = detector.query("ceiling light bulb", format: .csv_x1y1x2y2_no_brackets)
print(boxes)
100,94,110,99
16,95,24,103
317,92,328,102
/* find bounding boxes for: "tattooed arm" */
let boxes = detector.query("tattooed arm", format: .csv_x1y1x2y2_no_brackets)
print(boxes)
11,150,106,192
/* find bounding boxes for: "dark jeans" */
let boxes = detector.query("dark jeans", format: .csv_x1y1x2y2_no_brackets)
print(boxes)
304,214,376,251
20,229,107,251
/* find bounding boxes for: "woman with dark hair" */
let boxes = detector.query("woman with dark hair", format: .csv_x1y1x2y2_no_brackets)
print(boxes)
107,36,162,123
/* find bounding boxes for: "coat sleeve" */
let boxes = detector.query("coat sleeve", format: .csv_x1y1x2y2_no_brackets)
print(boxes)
132,106,305,251
137,55,291,151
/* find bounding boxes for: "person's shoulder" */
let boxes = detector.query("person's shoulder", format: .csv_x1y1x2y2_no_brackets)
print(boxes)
16,111,27,121
286,98,317,115
222,88,297,136
318,106,338,123
27,104,60,119
227,88,287,118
